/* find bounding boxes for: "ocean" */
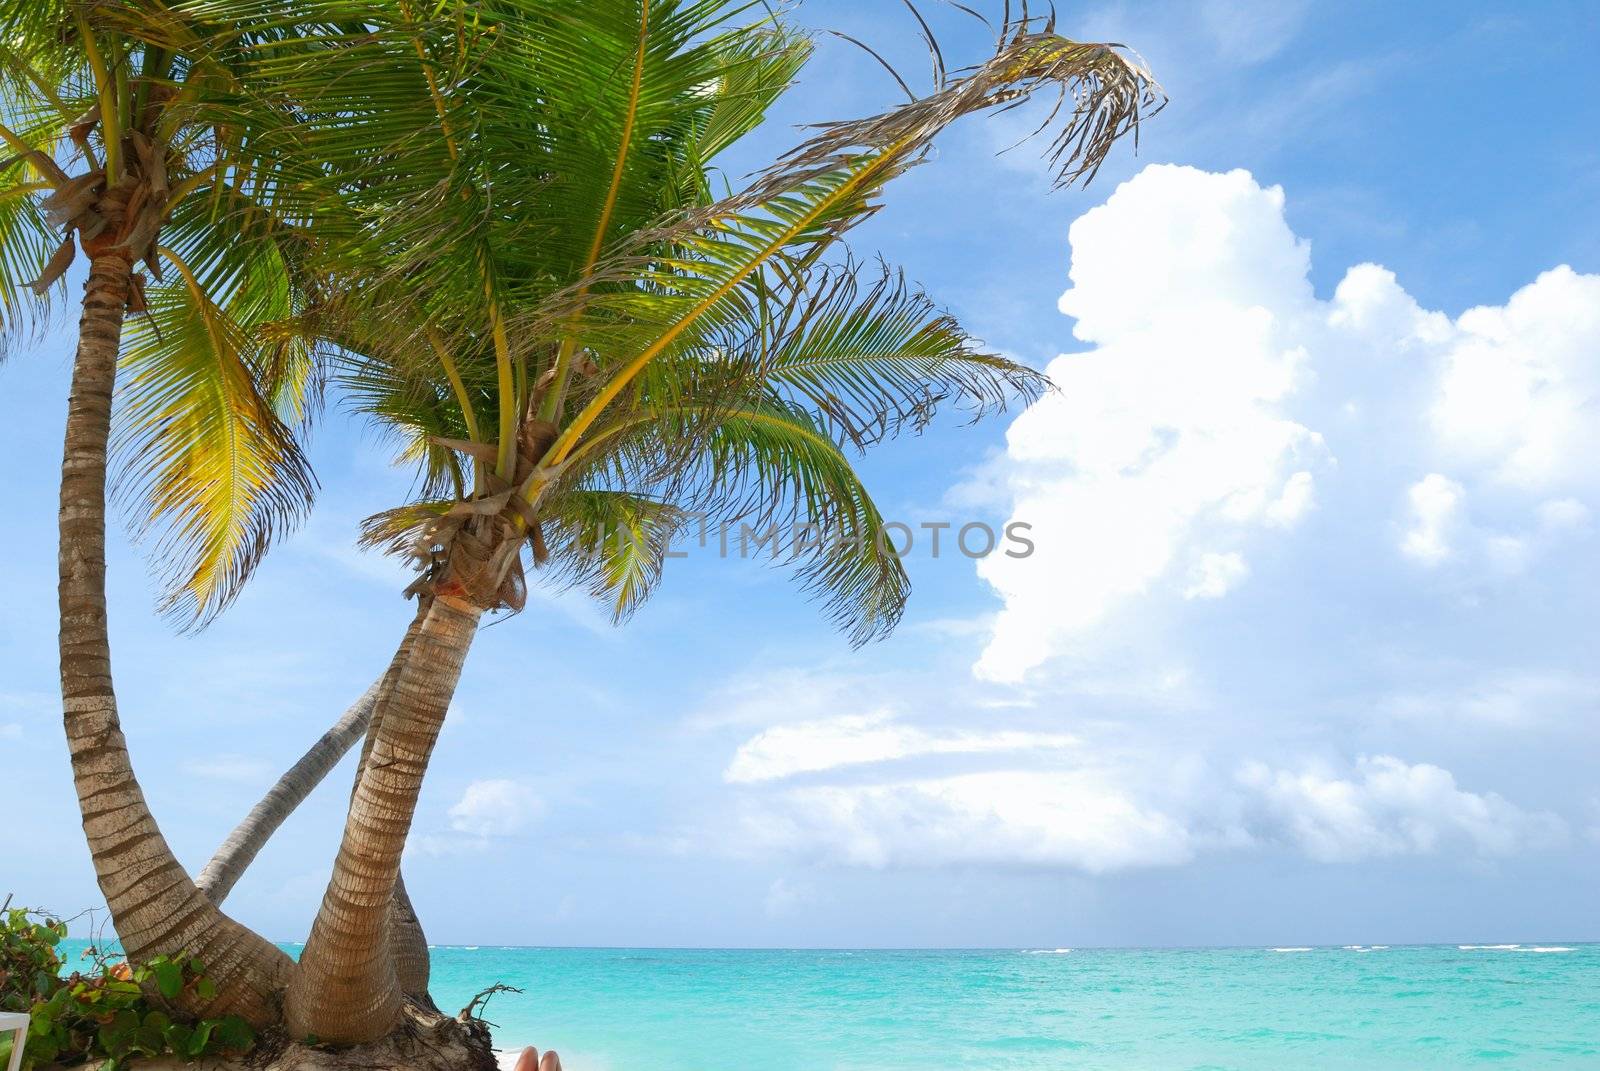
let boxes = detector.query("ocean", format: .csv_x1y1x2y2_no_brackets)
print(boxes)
426,944,1599,1070
52,941,1600,1069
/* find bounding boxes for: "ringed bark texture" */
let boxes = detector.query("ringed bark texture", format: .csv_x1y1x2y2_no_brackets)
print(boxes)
286,596,482,1042
349,606,436,999
59,252,290,1023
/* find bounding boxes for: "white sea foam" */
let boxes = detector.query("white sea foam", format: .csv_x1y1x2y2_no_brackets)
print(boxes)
1519,946,1573,953
1271,947,1313,953
1342,945,1389,952
1024,948,1073,955
1458,944,1522,950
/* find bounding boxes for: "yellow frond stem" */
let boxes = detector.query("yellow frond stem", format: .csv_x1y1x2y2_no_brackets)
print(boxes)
426,327,480,444
426,326,486,494
483,273,517,481
537,0,652,424
75,13,121,184
0,120,65,189
538,143,907,479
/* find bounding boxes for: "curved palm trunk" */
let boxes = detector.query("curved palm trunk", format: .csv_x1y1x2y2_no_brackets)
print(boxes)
59,250,290,1023
347,605,436,1000
285,595,482,1043
198,606,438,998
196,682,381,903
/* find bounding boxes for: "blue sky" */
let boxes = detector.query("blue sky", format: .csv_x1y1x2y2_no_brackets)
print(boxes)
3,0,1598,949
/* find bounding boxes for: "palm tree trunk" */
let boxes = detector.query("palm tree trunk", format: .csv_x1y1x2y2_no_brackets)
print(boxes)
285,595,482,1043
197,605,438,996
59,250,290,1023
195,681,381,903
346,605,436,1000
389,873,433,1001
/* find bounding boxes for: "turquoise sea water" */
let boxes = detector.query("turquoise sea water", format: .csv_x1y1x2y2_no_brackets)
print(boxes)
429,944,1598,1070
56,942,1600,1069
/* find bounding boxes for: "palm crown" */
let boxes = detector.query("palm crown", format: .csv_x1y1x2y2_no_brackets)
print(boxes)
279,1,1159,642
0,0,427,624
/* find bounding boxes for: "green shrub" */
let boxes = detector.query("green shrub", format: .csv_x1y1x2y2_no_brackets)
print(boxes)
0,905,254,1070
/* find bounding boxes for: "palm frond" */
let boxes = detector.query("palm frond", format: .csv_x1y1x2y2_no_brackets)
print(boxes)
533,23,1158,467
540,488,688,622
578,393,911,643
112,255,316,627
731,259,1048,446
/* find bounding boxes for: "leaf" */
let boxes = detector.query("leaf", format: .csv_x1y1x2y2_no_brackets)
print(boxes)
212,1015,253,1052
163,1021,194,1057
150,958,182,1000
540,489,688,621
112,250,316,627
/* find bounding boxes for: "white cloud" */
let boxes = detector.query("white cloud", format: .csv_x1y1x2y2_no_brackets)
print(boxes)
1266,470,1317,527
1240,755,1566,862
1428,267,1600,491
970,164,1600,681
0,723,20,740
1184,552,1249,600
737,771,1196,873
1326,262,1451,344
724,711,1076,784
1400,474,1465,566
975,166,1326,682
726,745,1561,874
447,778,544,838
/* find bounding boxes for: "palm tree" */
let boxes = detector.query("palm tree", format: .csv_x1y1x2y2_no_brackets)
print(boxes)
0,0,470,1023
0,0,327,1021
268,1,1160,1043
195,609,438,998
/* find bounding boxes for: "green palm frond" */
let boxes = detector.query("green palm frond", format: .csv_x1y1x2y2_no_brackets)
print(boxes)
0,178,55,355
728,259,1048,446
0,49,82,351
533,26,1158,470
679,396,909,645
112,250,316,627
574,392,910,643
541,489,688,622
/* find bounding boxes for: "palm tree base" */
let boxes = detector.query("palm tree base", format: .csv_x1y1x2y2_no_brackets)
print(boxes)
58,1001,499,1071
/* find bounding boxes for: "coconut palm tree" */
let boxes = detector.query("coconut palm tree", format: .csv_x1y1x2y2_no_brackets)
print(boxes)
264,1,1160,1043
0,0,323,1021
0,0,475,1023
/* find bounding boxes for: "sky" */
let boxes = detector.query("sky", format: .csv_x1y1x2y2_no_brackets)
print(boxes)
3,0,1599,950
